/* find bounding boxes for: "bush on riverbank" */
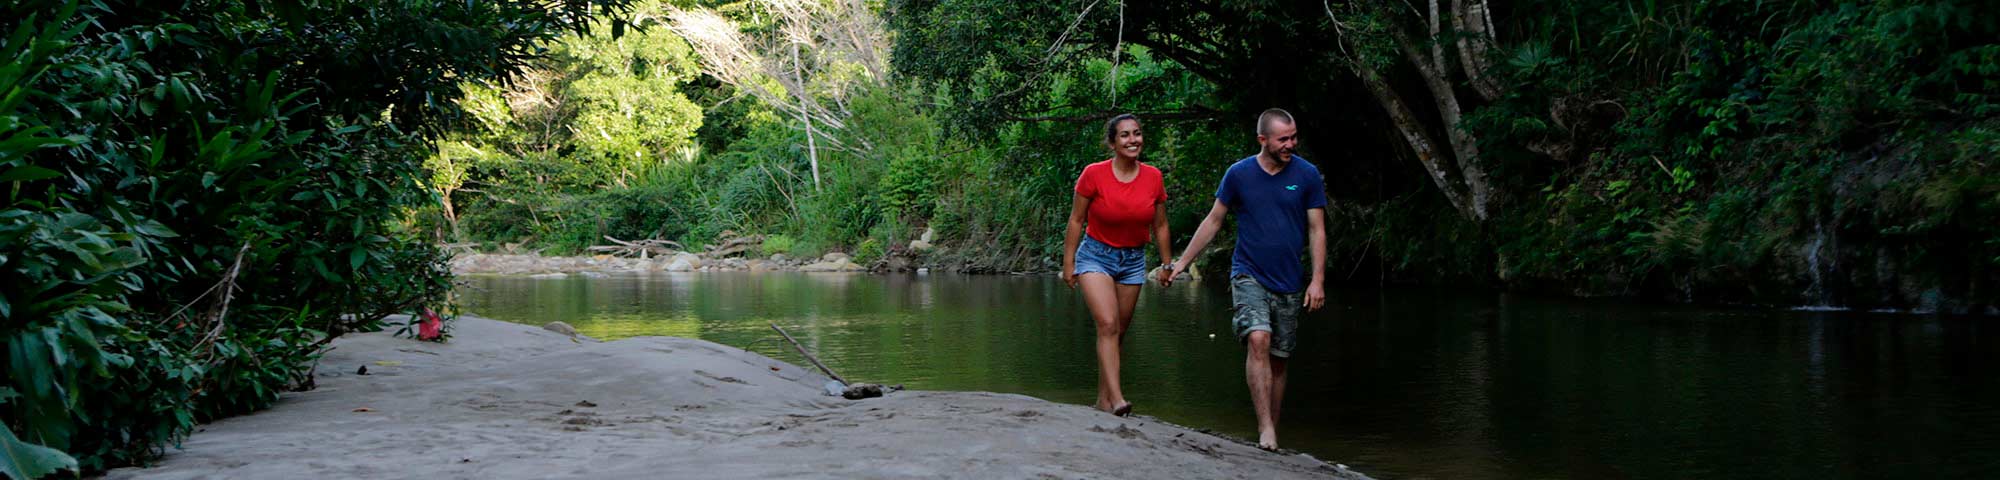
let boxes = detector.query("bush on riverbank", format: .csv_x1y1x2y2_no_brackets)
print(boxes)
0,0,632,473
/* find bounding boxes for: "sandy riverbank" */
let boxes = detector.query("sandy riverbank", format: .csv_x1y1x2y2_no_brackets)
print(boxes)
106,316,1369,479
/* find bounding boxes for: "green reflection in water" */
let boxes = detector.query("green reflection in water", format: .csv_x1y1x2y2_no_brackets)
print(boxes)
457,272,2000,480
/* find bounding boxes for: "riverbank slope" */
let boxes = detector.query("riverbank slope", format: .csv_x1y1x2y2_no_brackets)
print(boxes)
106,316,1367,479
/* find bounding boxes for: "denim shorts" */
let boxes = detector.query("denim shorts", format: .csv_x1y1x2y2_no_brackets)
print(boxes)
1232,275,1302,358
1073,235,1147,285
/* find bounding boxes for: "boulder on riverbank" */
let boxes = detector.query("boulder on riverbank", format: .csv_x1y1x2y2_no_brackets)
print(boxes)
798,258,866,272
665,252,702,272
106,316,1369,479
541,321,580,337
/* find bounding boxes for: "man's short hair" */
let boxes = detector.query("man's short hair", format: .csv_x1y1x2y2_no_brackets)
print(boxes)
1256,108,1295,136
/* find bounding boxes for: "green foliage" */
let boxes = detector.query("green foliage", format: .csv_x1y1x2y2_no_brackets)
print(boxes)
443,0,1252,271
1,0,632,471
1,424,76,480
436,0,1994,309
1465,0,2000,304
559,24,705,171
762,234,799,256
433,1,709,252
854,238,885,265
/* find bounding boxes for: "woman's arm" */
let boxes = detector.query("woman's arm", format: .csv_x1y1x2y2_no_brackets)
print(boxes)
1062,193,1090,289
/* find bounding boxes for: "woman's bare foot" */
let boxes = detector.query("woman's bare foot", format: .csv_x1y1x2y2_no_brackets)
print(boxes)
1257,430,1278,451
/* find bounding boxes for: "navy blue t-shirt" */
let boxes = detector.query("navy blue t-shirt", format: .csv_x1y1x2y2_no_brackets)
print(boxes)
1215,154,1327,293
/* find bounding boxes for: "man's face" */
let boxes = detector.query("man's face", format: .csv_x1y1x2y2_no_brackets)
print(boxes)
1258,120,1298,160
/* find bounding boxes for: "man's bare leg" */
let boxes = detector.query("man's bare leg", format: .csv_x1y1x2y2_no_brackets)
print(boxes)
1245,331,1278,449
1270,356,1289,427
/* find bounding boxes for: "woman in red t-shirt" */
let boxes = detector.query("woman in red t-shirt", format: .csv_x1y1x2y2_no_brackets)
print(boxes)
1061,113,1177,417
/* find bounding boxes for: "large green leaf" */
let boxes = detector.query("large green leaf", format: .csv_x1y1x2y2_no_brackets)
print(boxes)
0,425,75,480
0,166,61,183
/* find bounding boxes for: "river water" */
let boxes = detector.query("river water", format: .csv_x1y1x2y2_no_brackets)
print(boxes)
455,272,1999,479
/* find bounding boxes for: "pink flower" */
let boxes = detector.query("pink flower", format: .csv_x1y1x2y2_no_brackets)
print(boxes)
418,308,443,341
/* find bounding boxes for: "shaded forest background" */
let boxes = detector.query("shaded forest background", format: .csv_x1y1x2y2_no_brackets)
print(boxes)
426,0,1996,312
2,0,1994,475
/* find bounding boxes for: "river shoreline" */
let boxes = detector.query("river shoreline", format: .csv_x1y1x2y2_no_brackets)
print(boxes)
452,252,870,275
107,315,1370,479
448,251,1193,280
451,250,1084,281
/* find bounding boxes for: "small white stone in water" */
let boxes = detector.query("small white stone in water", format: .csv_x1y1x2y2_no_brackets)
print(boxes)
1208,333,1216,339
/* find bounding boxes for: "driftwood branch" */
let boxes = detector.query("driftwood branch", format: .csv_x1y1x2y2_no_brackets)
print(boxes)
770,323,847,385
702,233,765,259
588,236,685,258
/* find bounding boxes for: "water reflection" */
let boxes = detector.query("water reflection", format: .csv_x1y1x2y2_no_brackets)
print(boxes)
457,272,2000,479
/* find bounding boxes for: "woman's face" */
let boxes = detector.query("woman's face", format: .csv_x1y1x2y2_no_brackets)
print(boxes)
1112,119,1143,159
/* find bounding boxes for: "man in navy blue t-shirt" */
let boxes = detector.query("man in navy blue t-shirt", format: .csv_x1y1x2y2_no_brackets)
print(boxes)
1167,108,1327,451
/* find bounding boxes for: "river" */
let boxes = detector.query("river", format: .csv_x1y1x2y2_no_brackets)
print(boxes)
455,272,1999,479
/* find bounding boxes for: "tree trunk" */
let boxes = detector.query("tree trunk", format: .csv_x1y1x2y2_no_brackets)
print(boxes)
440,188,461,242
1392,2,1492,221
1451,0,1502,101
793,42,822,191
1350,55,1479,221
1325,2,1480,221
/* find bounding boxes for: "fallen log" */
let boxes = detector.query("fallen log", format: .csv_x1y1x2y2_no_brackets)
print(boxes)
701,234,765,259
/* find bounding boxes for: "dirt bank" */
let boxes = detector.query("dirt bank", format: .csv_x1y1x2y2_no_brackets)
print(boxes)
106,316,1369,479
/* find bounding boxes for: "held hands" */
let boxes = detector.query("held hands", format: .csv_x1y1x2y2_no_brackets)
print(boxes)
1304,281,1325,312
1062,263,1078,289
1154,263,1176,286
1161,261,1188,287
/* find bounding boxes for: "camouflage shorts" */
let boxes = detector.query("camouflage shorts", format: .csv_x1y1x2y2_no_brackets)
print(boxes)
1231,275,1302,358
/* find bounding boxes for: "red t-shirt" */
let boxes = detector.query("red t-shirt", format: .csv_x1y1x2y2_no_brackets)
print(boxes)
1074,159,1167,248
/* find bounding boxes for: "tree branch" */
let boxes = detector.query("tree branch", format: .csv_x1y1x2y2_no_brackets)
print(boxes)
997,109,1225,123
1451,0,1502,100
1128,37,1229,86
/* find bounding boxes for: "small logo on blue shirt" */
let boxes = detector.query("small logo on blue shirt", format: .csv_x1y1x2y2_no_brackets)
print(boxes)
1285,185,1298,191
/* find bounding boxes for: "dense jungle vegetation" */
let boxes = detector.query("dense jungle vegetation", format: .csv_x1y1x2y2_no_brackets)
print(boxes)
426,0,1997,312
3,0,1994,475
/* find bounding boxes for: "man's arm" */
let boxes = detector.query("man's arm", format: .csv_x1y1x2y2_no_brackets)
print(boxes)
1170,200,1230,276
1304,207,1326,311
1151,203,1175,284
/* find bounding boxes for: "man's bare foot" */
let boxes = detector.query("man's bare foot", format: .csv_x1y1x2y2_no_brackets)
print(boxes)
1257,431,1278,451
